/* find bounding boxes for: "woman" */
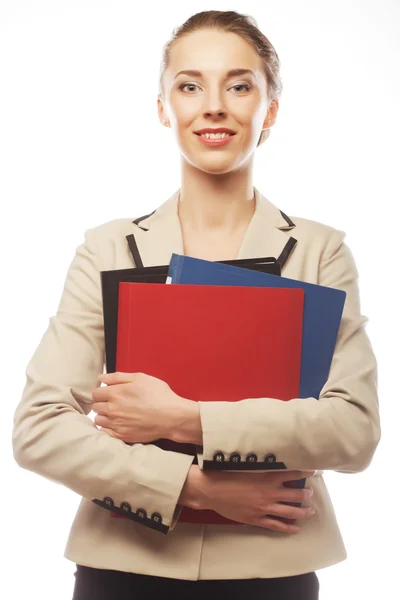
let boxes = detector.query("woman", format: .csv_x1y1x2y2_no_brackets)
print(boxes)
12,9,380,600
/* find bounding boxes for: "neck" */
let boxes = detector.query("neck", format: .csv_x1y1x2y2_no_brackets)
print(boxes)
177,163,256,235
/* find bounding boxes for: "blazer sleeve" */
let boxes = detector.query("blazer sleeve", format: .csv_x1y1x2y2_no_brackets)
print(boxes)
195,228,381,474
12,227,194,535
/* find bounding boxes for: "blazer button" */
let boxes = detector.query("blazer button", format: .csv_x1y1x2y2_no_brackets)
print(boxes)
213,452,225,463
151,512,162,524
246,453,258,463
120,501,131,513
136,508,147,519
230,453,241,463
264,454,277,464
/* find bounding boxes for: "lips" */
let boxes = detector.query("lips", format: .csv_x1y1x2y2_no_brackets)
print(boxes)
194,132,236,136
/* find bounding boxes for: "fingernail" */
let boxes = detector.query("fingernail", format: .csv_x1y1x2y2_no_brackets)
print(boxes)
308,508,315,515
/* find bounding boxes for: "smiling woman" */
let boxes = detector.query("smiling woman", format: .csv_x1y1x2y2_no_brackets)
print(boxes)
12,8,379,600
158,18,283,149
154,13,282,261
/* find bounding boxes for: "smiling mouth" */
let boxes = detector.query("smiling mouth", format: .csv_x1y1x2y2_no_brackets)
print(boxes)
194,133,236,137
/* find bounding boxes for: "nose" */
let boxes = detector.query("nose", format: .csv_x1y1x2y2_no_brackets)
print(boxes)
202,107,227,123
201,88,227,119
204,109,226,119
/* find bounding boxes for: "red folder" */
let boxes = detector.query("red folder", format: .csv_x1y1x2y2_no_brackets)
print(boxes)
111,282,304,526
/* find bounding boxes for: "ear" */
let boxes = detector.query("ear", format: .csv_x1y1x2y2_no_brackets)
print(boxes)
157,96,169,127
263,98,280,128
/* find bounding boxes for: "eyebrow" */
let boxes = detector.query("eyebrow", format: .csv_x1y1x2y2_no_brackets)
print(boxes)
174,68,256,80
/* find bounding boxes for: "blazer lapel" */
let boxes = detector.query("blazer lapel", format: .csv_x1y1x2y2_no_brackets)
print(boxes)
126,187,298,272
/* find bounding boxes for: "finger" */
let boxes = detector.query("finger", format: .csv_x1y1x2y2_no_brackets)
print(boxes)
265,503,314,521
91,386,110,403
98,426,120,439
279,487,313,504
91,402,109,416
94,414,112,427
93,381,131,404
259,517,300,533
99,372,137,385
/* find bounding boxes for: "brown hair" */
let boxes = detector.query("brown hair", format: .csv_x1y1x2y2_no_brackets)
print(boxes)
158,10,283,147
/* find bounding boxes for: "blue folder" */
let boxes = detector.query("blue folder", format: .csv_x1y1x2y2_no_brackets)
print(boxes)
168,253,346,400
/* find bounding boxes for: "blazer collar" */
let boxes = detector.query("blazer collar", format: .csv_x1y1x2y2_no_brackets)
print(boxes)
126,186,297,271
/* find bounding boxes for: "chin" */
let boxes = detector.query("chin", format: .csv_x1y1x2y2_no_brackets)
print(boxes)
194,162,240,175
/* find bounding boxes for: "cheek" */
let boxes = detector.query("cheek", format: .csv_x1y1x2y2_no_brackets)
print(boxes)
170,96,197,122
234,100,260,122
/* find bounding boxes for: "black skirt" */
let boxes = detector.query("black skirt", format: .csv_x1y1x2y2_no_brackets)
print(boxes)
72,564,319,600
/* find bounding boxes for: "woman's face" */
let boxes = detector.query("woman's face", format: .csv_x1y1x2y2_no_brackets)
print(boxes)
159,28,278,174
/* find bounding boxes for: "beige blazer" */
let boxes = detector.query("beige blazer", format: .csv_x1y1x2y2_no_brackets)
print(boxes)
12,186,380,580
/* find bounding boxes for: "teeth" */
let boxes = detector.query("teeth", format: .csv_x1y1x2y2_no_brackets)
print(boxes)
200,132,232,139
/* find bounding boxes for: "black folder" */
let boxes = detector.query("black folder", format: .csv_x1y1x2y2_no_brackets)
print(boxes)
101,257,281,373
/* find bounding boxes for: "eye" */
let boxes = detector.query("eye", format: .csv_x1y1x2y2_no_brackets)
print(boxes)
179,83,251,93
231,84,251,92
179,83,199,93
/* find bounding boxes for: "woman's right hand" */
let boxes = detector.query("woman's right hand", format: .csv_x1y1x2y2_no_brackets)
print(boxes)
194,467,316,533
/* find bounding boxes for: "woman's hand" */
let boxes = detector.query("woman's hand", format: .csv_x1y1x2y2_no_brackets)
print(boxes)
91,371,186,443
194,467,317,533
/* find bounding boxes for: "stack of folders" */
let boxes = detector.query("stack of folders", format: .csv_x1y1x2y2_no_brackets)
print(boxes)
100,255,346,528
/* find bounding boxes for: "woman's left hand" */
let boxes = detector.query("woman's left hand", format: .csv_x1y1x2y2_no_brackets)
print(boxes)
91,371,185,443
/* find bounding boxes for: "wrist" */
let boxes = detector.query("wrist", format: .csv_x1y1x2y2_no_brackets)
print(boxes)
178,464,212,510
170,397,203,446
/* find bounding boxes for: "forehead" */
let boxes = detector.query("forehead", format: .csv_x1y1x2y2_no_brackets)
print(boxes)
166,29,264,76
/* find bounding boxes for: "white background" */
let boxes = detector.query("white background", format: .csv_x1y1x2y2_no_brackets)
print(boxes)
2,1,399,598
